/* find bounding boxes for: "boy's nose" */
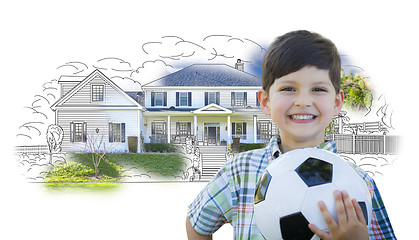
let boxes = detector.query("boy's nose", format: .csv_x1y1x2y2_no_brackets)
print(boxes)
294,93,313,107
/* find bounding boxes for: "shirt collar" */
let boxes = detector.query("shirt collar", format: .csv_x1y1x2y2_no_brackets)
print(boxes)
267,136,337,162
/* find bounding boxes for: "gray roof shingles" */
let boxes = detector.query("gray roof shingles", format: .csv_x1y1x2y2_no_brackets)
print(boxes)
143,64,261,87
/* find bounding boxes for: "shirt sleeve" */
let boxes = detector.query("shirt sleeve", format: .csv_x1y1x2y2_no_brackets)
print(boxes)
187,165,234,236
351,163,397,239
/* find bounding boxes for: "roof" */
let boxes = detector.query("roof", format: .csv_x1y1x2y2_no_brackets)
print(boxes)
143,64,261,87
51,69,144,111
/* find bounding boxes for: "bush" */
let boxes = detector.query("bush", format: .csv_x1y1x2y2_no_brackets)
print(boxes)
239,143,268,152
45,162,95,182
144,143,181,153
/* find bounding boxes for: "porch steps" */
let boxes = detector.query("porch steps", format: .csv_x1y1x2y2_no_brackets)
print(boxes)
199,146,228,181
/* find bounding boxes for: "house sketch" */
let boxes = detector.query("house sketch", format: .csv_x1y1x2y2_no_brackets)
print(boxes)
15,58,399,182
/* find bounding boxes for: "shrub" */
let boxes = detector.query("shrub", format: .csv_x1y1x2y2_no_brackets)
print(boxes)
144,143,181,153
239,143,268,152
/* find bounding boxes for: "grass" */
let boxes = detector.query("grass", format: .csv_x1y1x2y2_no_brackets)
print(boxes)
44,153,188,190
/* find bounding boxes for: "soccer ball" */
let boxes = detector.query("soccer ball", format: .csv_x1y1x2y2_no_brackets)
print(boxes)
254,148,372,240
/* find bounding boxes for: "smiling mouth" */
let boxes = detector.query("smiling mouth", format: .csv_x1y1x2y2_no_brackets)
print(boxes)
289,114,316,120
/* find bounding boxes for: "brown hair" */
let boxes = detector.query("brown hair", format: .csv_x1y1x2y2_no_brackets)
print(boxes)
262,30,341,94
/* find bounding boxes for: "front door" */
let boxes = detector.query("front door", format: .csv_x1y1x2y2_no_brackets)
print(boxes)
208,127,217,145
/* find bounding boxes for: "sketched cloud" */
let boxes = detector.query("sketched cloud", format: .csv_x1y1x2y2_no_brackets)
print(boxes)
56,61,90,75
93,57,133,72
130,59,176,85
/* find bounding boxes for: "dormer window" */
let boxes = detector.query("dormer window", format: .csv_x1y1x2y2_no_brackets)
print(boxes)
92,85,104,102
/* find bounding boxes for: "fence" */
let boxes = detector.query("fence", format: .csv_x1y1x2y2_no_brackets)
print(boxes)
326,134,399,155
15,145,49,155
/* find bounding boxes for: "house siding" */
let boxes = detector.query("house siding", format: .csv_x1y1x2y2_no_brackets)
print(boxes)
63,77,135,106
57,109,140,152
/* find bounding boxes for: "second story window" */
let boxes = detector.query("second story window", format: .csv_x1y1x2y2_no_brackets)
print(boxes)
176,92,192,106
231,92,247,107
151,92,167,107
92,85,104,102
205,92,220,105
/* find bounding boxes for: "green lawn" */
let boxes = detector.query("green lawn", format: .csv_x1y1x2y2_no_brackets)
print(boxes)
44,153,188,190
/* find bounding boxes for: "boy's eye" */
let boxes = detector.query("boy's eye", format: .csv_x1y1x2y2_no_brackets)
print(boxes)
280,87,295,92
313,87,327,92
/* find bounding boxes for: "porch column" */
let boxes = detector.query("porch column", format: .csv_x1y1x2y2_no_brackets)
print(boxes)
194,115,197,136
167,115,171,143
227,115,231,145
253,115,257,143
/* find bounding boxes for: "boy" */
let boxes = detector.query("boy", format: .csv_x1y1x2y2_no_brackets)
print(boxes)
186,30,396,239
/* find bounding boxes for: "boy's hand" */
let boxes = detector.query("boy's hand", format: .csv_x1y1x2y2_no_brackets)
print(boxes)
308,190,369,240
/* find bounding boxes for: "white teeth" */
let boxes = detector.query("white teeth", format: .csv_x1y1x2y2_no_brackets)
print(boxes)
291,115,314,120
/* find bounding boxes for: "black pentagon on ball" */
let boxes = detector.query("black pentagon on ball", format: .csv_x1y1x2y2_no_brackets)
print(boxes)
296,157,333,187
254,171,272,204
280,212,314,240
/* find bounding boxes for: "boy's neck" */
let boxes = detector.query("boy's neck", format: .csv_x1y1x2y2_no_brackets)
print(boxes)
278,136,325,153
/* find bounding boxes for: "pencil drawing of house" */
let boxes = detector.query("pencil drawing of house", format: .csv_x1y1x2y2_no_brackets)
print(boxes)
50,61,277,153
50,70,145,153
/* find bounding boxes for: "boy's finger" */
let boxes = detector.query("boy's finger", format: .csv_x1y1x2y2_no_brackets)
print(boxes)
334,190,348,225
308,223,331,240
352,198,367,225
341,190,357,221
318,200,338,232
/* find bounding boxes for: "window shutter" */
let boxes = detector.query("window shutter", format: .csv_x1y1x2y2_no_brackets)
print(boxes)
244,92,247,106
176,92,179,106
243,122,247,135
109,123,114,142
121,123,126,142
82,122,87,143
188,92,192,106
232,123,236,135
187,122,192,136
151,92,155,107
256,92,260,106
163,122,167,135
231,92,235,106
216,92,220,105
70,122,75,142
205,92,208,105
163,92,167,106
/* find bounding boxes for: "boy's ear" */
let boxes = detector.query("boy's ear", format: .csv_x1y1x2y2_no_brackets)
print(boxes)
258,89,271,116
334,89,344,115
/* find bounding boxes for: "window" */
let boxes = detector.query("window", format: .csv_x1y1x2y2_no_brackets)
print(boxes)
257,120,279,140
232,122,247,140
109,123,125,142
155,92,164,106
176,92,192,106
92,85,104,102
176,122,192,136
70,122,87,142
151,92,167,107
231,92,247,106
205,92,220,105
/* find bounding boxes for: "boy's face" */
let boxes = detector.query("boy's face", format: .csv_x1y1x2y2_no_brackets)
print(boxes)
259,65,344,148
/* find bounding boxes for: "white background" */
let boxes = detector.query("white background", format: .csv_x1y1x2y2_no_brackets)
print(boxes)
1,0,417,239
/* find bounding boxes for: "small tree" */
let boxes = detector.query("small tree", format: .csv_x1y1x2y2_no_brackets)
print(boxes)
46,124,64,163
83,132,114,178
341,70,373,112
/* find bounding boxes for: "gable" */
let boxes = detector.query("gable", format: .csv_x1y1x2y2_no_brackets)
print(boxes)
193,103,232,115
51,70,143,110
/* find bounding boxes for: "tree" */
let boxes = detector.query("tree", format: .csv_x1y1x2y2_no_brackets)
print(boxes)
341,70,373,112
82,132,114,178
46,124,64,163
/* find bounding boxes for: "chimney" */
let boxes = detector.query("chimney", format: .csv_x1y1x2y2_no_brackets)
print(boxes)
235,59,244,71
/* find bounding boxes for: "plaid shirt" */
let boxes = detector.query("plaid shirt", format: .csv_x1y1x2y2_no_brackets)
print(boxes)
188,137,396,239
